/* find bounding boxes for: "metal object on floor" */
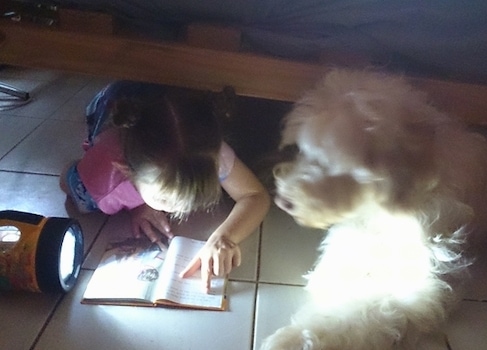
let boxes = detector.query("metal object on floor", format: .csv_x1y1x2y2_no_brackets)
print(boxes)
0,82,31,109
0,82,29,100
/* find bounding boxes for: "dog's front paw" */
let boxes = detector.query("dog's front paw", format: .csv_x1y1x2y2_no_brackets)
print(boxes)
260,325,320,350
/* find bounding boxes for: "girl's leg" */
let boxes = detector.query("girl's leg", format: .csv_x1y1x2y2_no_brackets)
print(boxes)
60,160,99,214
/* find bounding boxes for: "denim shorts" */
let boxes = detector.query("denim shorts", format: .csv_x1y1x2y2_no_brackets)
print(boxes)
65,162,99,213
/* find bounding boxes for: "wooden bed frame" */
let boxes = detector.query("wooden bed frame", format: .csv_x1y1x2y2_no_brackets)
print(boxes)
1,7,487,126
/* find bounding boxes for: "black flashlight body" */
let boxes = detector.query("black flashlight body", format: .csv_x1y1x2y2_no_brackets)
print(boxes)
0,210,84,293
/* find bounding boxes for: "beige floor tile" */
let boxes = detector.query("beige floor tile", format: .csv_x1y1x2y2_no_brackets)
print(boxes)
445,300,487,350
463,252,487,301
254,283,307,349
0,290,62,350
0,119,85,175
48,77,114,122
0,171,70,215
0,114,44,158
259,205,323,285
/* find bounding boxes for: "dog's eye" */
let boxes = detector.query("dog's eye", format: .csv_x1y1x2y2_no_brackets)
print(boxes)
283,199,294,211
275,195,294,212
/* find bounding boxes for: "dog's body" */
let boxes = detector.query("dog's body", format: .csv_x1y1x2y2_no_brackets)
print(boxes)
264,69,487,349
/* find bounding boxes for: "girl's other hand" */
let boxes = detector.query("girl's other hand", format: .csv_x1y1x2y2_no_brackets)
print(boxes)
130,204,174,242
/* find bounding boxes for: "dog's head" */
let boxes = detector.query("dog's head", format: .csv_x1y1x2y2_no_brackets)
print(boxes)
274,69,444,229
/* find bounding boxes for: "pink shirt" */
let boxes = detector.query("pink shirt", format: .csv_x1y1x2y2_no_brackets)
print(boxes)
77,129,235,215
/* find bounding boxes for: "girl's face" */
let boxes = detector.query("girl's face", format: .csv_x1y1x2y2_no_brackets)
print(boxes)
137,182,178,213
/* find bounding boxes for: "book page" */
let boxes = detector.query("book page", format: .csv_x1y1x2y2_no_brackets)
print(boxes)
152,236,226,309
83,238,167,302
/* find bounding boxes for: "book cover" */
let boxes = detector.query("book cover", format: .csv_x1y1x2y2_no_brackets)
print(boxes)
82,236,227,311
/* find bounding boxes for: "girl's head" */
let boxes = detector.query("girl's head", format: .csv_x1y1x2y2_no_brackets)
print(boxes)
112,86,223,217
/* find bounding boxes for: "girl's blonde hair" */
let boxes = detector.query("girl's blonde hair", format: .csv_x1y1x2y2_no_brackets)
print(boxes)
112,87,223,217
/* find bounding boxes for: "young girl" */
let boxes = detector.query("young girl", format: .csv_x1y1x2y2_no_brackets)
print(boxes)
61,81,270,292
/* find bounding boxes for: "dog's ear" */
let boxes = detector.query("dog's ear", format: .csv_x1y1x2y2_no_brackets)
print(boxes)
344,86,443,208
366,117,440,208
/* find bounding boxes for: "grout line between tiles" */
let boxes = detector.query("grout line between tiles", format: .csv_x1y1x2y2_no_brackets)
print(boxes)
0,169,61,177
256,221,263,283
29,294,67,350
463,298,487,303
36,75,91,120
0,118,48,163
81,215,110,263
446,337,453,350
250,221,264,350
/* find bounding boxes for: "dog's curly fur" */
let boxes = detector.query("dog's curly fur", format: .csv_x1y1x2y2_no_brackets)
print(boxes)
263,69,487,350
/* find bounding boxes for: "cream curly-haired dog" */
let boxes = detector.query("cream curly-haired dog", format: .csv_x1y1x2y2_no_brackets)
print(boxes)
263,69,487,350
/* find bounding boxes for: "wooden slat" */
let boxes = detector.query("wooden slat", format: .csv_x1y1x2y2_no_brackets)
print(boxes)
58,9,113,35
1,19,487,126
0,20,323,101
185,23,241,52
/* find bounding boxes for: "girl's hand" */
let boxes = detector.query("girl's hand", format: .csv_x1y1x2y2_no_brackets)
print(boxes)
179,235,242,293
130,204,174,242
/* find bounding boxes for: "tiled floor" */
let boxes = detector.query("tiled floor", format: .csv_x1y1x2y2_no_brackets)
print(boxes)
0,67,487,350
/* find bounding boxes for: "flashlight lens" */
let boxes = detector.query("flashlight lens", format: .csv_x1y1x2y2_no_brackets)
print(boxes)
36,218,84,293
59,227,77,281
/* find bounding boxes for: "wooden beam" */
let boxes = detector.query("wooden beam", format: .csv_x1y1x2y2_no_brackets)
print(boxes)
185,23,241,52
0,20,323,102
58,8,113,35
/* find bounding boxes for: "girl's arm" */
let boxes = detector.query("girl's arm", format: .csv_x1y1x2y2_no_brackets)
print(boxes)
180,156,271,292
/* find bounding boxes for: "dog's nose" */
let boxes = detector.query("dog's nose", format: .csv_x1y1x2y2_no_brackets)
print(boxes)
275,195,294,212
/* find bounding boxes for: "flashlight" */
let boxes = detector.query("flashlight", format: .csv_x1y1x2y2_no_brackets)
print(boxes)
0,210,84,293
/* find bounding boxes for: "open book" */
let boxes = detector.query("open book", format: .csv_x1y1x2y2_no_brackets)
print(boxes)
82,236,227,311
